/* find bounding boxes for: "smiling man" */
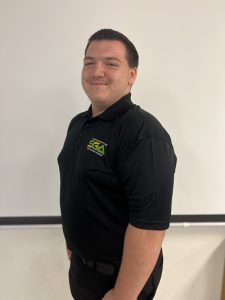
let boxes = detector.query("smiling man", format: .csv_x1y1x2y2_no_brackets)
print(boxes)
58,29,177,300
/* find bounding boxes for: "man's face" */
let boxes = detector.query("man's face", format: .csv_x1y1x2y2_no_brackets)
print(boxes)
81,40,137,107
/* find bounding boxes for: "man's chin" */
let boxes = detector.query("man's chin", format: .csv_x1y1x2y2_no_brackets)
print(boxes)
87,92,111,104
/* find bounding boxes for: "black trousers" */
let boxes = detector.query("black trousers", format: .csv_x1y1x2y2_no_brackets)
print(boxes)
69,250,163,300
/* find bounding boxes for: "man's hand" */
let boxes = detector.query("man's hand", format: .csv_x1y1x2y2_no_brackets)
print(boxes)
67,247,72,260
101,289,116,300
102,288,136,300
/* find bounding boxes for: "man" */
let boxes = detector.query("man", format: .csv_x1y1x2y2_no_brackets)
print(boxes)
58,29,177,300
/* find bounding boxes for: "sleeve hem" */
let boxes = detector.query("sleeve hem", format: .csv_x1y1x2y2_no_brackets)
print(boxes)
129,220,170,230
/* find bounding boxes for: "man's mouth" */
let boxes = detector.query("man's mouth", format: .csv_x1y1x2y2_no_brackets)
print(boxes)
90,82,109,85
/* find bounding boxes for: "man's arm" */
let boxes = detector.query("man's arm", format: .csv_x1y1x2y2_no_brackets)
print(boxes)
102,223,165,300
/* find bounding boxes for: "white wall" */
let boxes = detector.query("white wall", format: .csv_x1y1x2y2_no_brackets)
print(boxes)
155,226,225,300
1,1,225,297
0,227,72,300
0,226,224,300
1,0,225,217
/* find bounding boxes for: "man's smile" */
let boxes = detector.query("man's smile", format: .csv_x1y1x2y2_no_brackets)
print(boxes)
89,81,110,85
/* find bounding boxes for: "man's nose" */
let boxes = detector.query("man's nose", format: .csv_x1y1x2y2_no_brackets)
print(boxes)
92,62,105,77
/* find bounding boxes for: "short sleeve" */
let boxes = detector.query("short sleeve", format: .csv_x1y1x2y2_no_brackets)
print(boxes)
118,135,176,230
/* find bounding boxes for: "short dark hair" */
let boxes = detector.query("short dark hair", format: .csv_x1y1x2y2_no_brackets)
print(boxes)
85,29,139,68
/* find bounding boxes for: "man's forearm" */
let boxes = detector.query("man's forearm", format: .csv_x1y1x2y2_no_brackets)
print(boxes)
113,224,165,300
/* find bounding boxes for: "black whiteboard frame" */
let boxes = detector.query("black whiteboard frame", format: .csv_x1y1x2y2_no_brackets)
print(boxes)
0,215,224,226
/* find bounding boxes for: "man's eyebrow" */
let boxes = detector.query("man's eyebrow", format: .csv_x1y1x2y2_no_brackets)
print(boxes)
84,56,94,60
105,57,122,63
84,56,122,63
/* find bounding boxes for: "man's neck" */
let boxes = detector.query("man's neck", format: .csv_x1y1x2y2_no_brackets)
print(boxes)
91,106,105,118
90,92,130,117
91,100,116,117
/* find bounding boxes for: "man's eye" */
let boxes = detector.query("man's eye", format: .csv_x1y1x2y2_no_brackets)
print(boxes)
84,62,94,66
107,63,118,67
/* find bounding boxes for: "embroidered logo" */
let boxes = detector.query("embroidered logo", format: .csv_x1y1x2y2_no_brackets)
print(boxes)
87,138,107,157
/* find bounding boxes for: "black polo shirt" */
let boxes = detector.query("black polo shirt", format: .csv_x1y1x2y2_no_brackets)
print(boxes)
58,93,176,261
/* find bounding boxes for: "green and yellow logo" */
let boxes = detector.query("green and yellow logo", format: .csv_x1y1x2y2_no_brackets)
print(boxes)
87,138,107,156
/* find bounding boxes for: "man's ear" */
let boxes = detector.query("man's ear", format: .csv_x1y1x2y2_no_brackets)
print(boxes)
128,67,137,86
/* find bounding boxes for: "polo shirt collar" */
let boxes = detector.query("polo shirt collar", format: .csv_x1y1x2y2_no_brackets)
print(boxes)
85,93,133,121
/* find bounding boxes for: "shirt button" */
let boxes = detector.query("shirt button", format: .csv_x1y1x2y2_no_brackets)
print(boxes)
86,123,90,128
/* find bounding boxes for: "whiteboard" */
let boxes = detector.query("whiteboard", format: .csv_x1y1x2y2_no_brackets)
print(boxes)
1,0,225,218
